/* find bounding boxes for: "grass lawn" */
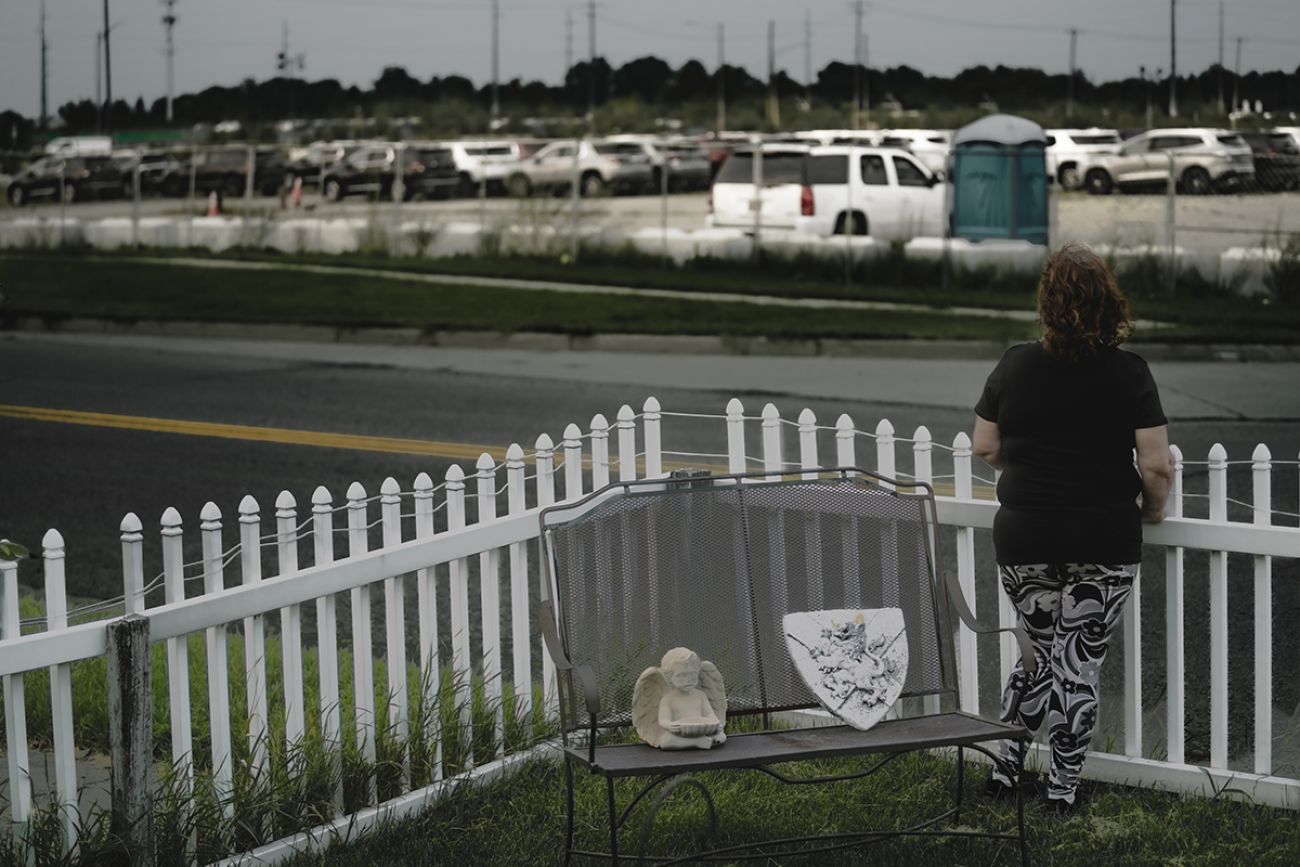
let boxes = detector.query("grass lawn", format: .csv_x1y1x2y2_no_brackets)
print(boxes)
0,254,1038,343
277,750,1300,867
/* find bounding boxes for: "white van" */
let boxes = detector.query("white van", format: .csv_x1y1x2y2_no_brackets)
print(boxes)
796,145,945,241
708,145,811,231
43,136,113,158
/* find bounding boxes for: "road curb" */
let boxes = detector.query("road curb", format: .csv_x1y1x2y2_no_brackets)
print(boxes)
3,315,1298,362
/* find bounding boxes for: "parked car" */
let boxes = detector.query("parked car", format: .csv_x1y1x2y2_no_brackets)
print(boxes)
5,155,124,205
112,150,185,197
1044,128,1122,189
1080,128,1254,195
875,129,952,176
42,136,113,158
160,147,289,198
602,136,712,192
797,146,945,240
287,140,367,190
443,140,525,195
707,144,811,231
322,143,459,201
1239,130,1300,192
503,139,654,197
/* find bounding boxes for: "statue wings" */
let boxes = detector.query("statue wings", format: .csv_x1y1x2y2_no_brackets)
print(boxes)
699,661,728,731
633,666,668,748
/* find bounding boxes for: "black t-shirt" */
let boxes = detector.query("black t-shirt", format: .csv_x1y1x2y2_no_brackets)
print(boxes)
974,342,1167,565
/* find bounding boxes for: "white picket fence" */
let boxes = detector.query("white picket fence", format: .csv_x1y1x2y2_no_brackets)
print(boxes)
3,395,1300,863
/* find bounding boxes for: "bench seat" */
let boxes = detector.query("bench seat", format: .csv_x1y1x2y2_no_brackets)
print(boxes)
573,712,1028,778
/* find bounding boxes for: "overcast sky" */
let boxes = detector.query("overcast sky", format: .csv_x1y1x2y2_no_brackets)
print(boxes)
3,0,1298,118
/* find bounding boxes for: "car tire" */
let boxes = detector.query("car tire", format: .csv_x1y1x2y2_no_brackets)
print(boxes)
580,172,606,197
1084,169,1113,195
506,173,532,198
1058,164,1082,190
324,179,343,202
1182,167,1212,195
833,212,868,236
7,184,26,207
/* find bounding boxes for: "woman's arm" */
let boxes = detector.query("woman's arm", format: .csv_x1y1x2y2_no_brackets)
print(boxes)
972,416,1004,471
1135,425,1174,523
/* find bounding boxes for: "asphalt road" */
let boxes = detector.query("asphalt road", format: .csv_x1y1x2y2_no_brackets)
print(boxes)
2,332,1297,774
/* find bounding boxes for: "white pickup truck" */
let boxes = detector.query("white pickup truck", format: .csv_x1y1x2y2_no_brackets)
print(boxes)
709,144,945,241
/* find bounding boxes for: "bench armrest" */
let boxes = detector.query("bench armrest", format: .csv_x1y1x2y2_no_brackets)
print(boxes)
540,600,601,719
940,560,1037,721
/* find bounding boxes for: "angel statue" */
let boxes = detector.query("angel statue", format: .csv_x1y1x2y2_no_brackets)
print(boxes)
633,647,728,750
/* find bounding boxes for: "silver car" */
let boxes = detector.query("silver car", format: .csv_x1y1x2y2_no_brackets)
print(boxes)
504,139,654,197
1081,128,1254,195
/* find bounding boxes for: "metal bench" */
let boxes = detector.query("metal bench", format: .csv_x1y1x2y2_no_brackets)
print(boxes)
539,468,1035,866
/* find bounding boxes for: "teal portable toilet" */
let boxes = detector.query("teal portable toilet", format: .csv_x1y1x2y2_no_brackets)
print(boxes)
950,114,1048,245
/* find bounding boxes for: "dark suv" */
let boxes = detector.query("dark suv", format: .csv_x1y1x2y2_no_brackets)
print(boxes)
322,144,459,201
5,156,124,205
1239,131,1300,192
160,147,289,198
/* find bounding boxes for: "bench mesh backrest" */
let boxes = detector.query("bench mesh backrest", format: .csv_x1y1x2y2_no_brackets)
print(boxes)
547,477,950,729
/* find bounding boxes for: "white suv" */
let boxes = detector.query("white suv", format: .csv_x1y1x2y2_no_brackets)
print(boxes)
874,129,952,176
797,146,945,240
1081,128,1254,195
1045,128,1122,189
444,140,524,195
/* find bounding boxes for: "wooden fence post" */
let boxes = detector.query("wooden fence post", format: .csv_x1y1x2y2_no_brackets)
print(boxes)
107,614,154,867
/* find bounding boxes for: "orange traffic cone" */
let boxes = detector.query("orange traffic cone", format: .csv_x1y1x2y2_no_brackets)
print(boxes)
207,190,220,217
291,176,303,208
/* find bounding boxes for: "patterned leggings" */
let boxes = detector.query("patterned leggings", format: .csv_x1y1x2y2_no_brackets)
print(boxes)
989,563,1137,804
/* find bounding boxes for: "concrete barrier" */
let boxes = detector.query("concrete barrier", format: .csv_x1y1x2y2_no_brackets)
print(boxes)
1220,246,1281,297
905,237,1047,272
0,217,83,249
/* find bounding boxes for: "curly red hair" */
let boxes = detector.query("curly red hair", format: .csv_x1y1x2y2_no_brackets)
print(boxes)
1037,243,1132,361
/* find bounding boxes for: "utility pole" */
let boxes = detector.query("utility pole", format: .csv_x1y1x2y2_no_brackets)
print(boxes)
103,0,114,132
1066,28,1077,120
852,0,863,128
587,0,596,127
1168,0,1177,118
716,22,726,134
162,0,178,123
804,9,812,109
95,32,102,127
766,20,779,129
1232,36,1242,115
276,22,305,120
490,0,500,123
1217,0,1224,112
39,1,48,128
1141,65,1152,128
564,8,572,82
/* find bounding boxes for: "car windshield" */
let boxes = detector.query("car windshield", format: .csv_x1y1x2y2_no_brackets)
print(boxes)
1268,134,1300,154
715,152,806,185
805,154,848,184
466,146,514,156
1217,134,1246,147
1072,134,1121,145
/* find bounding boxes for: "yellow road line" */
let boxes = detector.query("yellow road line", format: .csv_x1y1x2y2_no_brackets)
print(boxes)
0,403,989,497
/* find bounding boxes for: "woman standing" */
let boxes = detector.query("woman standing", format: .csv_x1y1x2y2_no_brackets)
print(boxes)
972,243,1173,813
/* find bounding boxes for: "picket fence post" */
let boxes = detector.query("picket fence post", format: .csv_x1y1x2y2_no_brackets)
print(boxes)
726,399,746,475
475,455,504,757
412,472,442,781
835,414,855,468
1208,443,1229,769
346,482,378,799
617,404,637,481
0,547,32,843
380,477,410,787
445,465,473,768
798,409,818,480
311,486,344,814
43,529,78,851
563,424,584,502
238,495,270,780
161,507,194,798
761,403,782,480
107,614,154,867
506,444,532,724
121,513,145,616
200,502,233,812
276,491,306,759
1165,445,1186,765
952,432,978,713
642,397,663,478
1252,444,1273,775
912,427,942,716
535,433,559,715
591,414,611,490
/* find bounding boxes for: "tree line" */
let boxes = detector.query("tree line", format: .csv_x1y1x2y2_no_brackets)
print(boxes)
2,54,1297,146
